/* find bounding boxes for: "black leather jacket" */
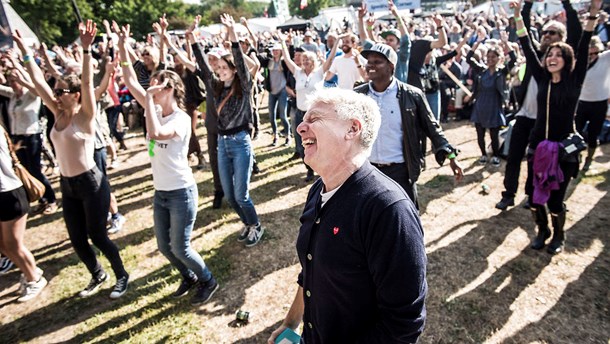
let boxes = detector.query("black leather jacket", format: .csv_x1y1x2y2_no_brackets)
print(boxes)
354,80,457,183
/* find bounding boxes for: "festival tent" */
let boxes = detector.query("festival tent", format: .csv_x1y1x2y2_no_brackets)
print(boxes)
0,0,39,50
276,16,311,31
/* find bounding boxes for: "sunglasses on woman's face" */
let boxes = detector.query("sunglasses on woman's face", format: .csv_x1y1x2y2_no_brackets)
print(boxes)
542,30,559,36
589,51,600,57
141,52,151,57
53,88,77,97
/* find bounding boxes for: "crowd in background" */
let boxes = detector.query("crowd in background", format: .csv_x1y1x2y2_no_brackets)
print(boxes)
0,0,609,310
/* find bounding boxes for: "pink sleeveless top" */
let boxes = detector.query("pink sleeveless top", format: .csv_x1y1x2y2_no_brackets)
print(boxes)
50,121,96,177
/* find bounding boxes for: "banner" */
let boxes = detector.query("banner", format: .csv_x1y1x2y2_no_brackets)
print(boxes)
273,0,290,19
365,0,421,12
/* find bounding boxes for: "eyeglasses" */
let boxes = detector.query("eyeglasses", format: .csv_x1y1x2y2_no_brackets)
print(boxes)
589,51,600,57
53,88,78,97
141,52,151,57
541,30,559,36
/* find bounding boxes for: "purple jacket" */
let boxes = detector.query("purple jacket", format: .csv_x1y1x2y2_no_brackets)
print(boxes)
532,140,564,205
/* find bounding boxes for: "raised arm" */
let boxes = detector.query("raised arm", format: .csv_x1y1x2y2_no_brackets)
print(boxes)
162,32,197,72
95,56,114,101
240,17,259,50
322,33,341,72
389,0,407,37
78,20,98,124
221,14,251,89
144,79,179,140
12,30,58,116
573,0,600,85
430,15,448,49
512,1,544,81
357,2,371,42
118,24,146,105
278,31,298,74
38,43,63,79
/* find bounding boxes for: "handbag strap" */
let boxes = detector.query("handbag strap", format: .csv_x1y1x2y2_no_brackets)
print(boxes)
545,82,550,140
216,87,235,116
3,130,20,168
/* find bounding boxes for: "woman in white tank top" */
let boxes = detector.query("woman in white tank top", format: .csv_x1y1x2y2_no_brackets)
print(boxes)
14,21,129,299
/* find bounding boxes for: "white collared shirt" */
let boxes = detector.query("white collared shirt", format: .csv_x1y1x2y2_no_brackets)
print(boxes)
368,79,405,164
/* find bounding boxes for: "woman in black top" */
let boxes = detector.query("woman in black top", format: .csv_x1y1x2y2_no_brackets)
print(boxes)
513,0,600,254
191,14,264,248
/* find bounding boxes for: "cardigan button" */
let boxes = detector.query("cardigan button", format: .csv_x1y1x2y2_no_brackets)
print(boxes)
315,218,320,224
308,322,313,329
306,290,311,297
307,254,312,261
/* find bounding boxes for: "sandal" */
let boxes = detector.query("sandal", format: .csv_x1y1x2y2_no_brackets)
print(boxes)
43,202,58,215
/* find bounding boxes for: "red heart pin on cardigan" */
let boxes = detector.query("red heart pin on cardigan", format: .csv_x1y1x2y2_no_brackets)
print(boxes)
333,227,339,235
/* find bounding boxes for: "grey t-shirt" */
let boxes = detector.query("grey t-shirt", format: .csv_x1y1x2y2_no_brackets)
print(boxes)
269,60,287,95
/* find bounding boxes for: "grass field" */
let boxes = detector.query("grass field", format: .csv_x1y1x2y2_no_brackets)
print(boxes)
0,115,608,344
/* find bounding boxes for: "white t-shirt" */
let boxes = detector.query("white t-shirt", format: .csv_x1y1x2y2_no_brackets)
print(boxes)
295,67,325,111
329,54,366,90
579,50,610,102
149,107,196,191
0,126,22,192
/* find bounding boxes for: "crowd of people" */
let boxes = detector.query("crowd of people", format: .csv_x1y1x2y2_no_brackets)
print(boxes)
0,0,609,341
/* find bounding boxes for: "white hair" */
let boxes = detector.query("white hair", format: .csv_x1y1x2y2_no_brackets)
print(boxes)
308,88,381,149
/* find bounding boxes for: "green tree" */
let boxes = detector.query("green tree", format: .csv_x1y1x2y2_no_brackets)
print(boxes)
288,0,329,19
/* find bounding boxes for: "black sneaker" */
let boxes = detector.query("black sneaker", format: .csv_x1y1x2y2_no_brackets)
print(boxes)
109,275,129,299
495,197,515,210
191,277,219,305
79,273,108,297
245,223,264,247
173,277,198,298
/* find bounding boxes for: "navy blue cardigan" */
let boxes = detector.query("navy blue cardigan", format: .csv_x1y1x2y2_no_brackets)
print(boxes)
296,161,427,343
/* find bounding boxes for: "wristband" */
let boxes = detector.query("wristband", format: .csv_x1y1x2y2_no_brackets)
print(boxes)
23,55,32,63
120,61,130,67
447,152,457,159
367,25,374,30
82,49,90,54
514,16,523,22
516,28,527,36
588,14,599,20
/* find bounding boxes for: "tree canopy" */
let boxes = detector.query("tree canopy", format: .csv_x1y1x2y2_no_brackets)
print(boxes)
10,0,268,45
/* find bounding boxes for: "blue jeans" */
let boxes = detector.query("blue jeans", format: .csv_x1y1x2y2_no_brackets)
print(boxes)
154,184,212,282
268,88,290,136
217,131,259,225
426,90,441,121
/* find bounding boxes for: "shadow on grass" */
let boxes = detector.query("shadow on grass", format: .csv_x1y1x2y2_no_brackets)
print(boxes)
504,169,610,343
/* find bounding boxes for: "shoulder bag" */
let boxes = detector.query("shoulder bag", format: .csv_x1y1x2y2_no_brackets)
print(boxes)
3,131,45,202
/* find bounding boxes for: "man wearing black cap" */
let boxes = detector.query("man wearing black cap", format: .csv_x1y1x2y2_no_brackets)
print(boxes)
355,43,463,208
358,0,411,83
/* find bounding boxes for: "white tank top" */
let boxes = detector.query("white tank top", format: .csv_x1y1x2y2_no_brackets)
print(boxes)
50,121,96,177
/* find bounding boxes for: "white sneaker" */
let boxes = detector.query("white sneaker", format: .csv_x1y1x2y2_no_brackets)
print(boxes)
108,214,126,234
19,267,44,294
109,159,120,170
17,276,48,302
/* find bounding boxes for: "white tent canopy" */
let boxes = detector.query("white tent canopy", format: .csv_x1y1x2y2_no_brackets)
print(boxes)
1,0,39,49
